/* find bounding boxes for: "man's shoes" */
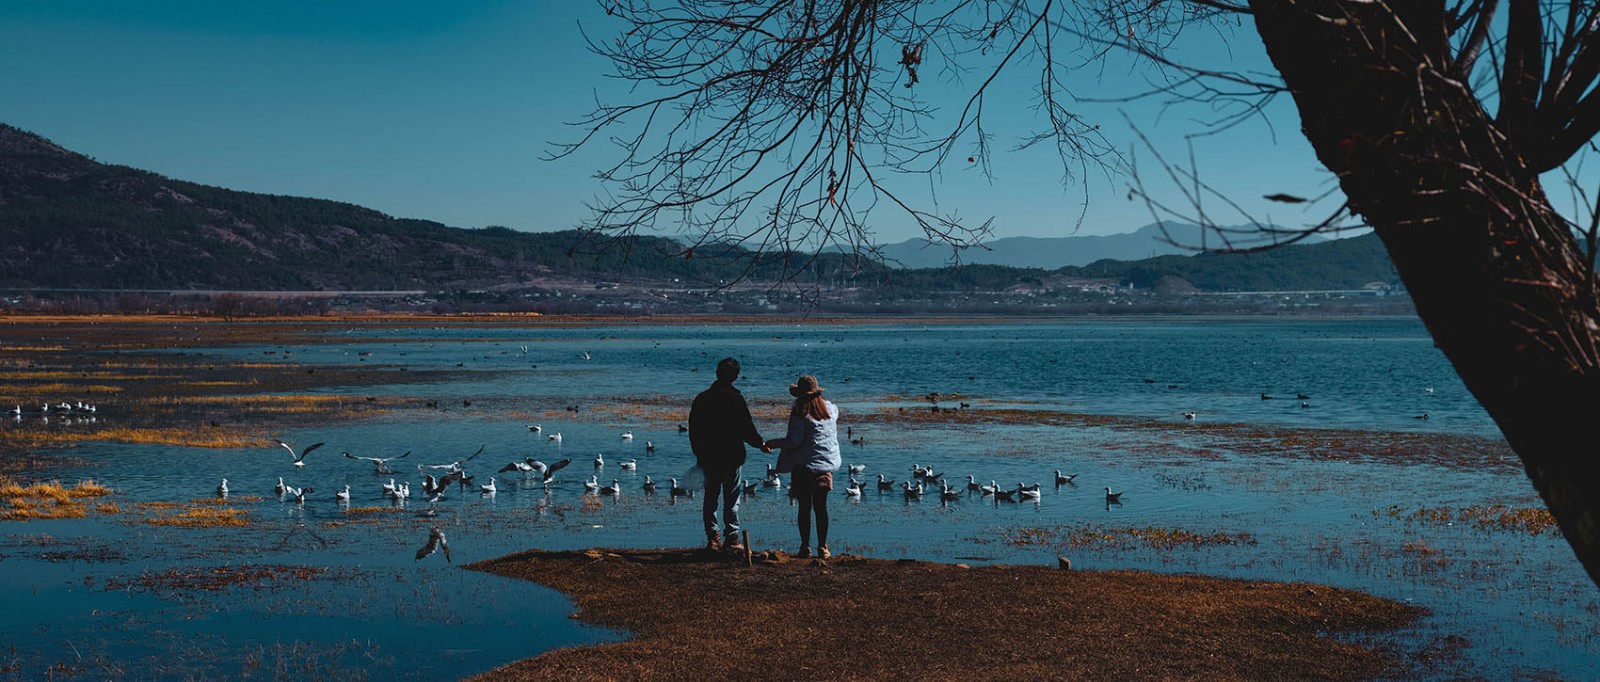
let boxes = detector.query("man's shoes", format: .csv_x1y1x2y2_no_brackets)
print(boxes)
796,545,811,558
706,535,722,551
725,537,745,553
818,545,831,559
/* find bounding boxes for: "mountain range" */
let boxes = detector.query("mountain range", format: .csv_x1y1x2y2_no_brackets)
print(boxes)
873,224,1328,269
0,123,1396,294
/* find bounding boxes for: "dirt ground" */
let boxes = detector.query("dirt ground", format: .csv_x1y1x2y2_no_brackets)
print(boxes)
468,547,1425,681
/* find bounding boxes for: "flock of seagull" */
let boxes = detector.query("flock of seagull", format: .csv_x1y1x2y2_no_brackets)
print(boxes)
209,422,1127,563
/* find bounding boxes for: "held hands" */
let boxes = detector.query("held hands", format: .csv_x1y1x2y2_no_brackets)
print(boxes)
761,439,777,454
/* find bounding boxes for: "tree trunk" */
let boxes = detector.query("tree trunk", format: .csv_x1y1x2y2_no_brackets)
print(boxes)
1249,0,1600,587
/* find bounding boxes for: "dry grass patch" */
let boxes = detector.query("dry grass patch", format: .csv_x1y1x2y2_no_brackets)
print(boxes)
1374,504,1561,537
1000,524,1258,551
467,547,1426,681
98,564,328,596
142,504,250,528
0,476,113,520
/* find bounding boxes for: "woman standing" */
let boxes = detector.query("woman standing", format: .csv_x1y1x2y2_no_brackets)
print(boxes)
766,375,841,559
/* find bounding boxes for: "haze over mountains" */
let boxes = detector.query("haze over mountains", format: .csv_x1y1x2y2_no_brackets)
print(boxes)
875,224,1328,269
0,122,1395,295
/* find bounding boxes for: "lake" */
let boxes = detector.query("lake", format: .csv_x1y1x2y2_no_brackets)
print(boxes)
2,316,1594,680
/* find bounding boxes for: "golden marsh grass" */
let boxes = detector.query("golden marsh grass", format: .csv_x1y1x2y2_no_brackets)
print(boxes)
1001,524,1258,551
1375,504,1560,536
143,505,250,528
0,477,112,521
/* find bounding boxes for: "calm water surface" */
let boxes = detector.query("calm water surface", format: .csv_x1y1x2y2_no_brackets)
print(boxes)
3,317,1595,680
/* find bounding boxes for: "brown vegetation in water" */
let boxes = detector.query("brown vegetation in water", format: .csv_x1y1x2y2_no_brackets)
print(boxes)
1374,504,1561,537
1000,524,1257,551
0,476,112,520
467,547,1425,681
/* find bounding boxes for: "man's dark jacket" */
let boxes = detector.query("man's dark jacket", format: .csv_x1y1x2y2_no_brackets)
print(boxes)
689,380,764,469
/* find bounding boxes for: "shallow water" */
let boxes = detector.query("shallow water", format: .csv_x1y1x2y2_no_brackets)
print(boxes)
4,317,1596,680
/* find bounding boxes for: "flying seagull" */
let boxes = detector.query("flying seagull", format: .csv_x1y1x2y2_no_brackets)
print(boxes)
540,458,572,484
343,450,411,474
418,445,487,473
415,526,451,563
278,440,326,468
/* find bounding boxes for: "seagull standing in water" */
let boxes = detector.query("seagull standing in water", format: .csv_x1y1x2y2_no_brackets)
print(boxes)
335,485,351,502
480,477,497,495
416,526,451,563
620,431,634,441
216,479,229,497
278,440,326,468
1105,487,1124,504
275,477,288,495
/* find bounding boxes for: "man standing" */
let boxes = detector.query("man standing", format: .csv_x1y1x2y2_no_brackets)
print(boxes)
688,357,766,552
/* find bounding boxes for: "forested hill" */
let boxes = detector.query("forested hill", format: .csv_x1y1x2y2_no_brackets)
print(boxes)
0,123,1396,293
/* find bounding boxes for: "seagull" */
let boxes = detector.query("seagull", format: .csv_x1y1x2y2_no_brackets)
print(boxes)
381,478,398,495
992,486,1017,502
876,473,896,491
418,445,487,473
980,480,1001,495
415,526,451,563
1182,411,1197,420
1017,484,1041,500
762,474,782,489
288,485,314,504
480,477,497,494
669,477,693,497
540,458,572,484
902,482,924,499
939,485,961,502
850,437,865,446
216,478,229,497
642,475,657,493
620,431,633,441
527,424,542,433
275,477,288,495
966,474,982,492
847,463,866,475
584,475,601,493
343,450,411,474
741,479,760,495
335,485,351,502
277,440,326,468
499,457,546,476
593,453,605,469
548,433,563,443
580,351,591,361
619,459,637,471
644,441,656,453
599,479,621,495
1105,487,1124,503
677,424,688,433
1054,471,1079,486
1415,412,1430,420
1017,482,1041,494
845,480,865,497
423,471,463,498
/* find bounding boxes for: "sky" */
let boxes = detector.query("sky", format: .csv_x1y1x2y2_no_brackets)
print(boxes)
0,1,1346,244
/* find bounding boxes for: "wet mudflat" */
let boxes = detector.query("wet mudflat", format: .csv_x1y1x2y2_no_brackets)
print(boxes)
0,314,1595,680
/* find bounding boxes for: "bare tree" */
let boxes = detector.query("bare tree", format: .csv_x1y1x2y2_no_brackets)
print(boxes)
569,0,1600,588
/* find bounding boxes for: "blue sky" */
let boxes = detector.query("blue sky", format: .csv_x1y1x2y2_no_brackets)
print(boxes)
0,1,1342,243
